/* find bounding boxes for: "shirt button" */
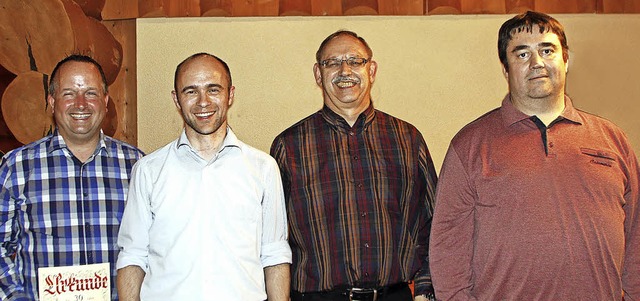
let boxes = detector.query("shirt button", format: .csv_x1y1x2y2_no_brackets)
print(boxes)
83,192,88,197
353,156,359,160
361,212,367,217
364,272,369,277
549,142,554,148
349,131,355,136
364,242,370,248
357,183,363,188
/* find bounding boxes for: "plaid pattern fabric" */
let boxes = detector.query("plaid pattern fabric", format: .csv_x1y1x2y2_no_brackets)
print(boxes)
271,105,438,295
0,130,143,300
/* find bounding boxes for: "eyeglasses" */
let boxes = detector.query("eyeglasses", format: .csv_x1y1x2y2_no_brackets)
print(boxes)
319,57,369,69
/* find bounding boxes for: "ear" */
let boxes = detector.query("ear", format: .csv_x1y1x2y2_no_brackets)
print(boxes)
501,63,509,80
228,86,235,107
172,90,181,110
564,57,569,73
103,93,109,110
313,63,322,87
368,60,378,84
47,94,55,114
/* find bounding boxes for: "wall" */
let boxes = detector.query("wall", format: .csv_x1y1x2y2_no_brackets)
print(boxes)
137,14,640,171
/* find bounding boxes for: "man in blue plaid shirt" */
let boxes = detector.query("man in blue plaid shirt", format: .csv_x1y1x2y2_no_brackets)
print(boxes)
0,55,144,300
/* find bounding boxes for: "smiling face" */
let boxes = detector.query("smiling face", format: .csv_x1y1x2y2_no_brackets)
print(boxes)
48,61,108,146
502,24,568,104
313,34,377,117
172,55,234,140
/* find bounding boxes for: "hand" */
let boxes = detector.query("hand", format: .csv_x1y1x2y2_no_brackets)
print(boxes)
415,293,436,301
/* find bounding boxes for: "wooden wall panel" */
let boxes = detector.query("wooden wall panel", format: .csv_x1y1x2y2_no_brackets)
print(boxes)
598,0,625,11
534,0,596,13
165,0,201,17
343,0,379,15
505,0,535,13
378,0,423,15
92,0,640,18
102,19,137,145
626,0,640,11
138,0,165,17
598,0,640,12
84,17,124,84
231,0,279,16
102,0,139,19
280,0,312,15
461,0,506,13
311,0,342,15
201,0,232,16
427,0,462,14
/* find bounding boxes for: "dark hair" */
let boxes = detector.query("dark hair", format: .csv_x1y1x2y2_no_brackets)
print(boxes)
498,11,569,71
174,53,232,93
315,30,373,63
48,54,108,96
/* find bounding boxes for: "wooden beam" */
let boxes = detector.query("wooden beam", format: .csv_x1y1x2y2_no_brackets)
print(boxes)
461,0,506,13
343,0,379,15
280,0,312,15
505,0,535,13
201,0,232,16
598,0,640,12
427,0,462,14
311,0,342,15
378,0,423,15
165,0,200,17
534,0,596,13
139,0,166,17
231,0,278,16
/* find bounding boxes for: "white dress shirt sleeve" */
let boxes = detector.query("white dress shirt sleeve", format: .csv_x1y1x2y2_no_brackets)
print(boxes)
260,158,292,268
117,161,154,273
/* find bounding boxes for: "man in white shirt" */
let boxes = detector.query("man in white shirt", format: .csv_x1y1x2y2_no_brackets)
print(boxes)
116,53,292,301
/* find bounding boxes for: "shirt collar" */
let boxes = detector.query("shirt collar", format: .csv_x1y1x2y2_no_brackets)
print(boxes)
46,128,109,157
501,94,584,127
320,102,376,132
176,126,242,153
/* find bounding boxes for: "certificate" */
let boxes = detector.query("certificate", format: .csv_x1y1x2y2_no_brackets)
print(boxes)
38,262,110,301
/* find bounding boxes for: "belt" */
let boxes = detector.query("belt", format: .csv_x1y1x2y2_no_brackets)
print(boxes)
293,282,409,301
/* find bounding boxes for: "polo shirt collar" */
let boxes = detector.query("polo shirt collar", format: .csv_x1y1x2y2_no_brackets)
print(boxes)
501,94,584,127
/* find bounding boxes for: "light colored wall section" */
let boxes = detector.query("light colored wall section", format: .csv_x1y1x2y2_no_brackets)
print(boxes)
137,15,640,171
